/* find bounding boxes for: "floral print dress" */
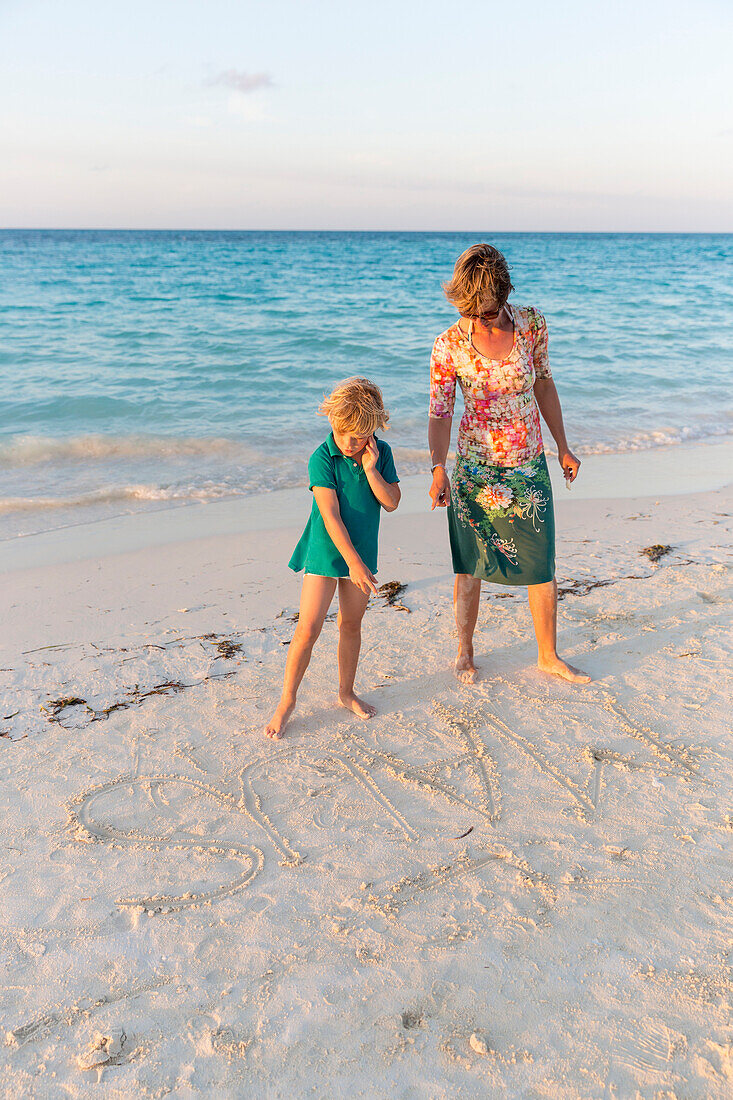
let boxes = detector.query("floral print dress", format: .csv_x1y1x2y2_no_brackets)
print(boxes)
429,304,555,585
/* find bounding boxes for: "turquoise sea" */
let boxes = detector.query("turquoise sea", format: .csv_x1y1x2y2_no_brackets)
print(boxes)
1,230,731,539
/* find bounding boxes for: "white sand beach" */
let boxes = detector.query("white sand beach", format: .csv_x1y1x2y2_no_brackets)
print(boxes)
1,443,732,1098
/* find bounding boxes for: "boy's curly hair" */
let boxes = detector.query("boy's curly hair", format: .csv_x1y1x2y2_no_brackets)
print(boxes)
320,377,389,436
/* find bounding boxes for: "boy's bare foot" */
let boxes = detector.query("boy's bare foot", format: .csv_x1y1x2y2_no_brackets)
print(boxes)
455,654,478,684
339,692,377,720
537,655,591,684
264,701,295,740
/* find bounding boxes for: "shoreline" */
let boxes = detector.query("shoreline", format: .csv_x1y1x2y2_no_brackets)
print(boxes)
1,438,732,575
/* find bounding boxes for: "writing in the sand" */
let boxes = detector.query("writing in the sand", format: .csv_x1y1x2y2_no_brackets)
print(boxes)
69,694,700,915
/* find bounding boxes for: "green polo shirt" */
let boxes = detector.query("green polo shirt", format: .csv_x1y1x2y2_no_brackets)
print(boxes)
289,433,399,577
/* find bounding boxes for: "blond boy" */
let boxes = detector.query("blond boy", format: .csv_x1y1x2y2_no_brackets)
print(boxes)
265,378,401,740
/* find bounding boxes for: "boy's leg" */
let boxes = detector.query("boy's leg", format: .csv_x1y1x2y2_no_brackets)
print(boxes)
265,575,337,739
336,578,376,720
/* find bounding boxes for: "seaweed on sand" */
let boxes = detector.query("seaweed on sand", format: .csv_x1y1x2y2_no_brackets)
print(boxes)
641,544,673,563
42,682,187,726
198,633,243,659
378,581,410,612
556,579,615,600
41,696,90,719
213,640,242,659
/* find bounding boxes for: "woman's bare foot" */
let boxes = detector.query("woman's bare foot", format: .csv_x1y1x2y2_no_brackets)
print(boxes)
537,655,591,684
264,700,295,740
455,653,478,684
339,692,377,720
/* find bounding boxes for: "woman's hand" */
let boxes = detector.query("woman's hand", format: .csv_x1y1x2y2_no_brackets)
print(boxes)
349,559,379,595
559,449,581,484
362,436,379,473
429,465,451,509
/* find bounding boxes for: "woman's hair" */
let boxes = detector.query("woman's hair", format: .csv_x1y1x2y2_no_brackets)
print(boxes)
442,243,514,316
320,377,389,435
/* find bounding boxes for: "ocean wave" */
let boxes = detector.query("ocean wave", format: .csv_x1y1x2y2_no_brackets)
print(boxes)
0,483,240,515
390,422,733,464
2,429,732,526
0,434,247,467
572,420,733,456
2,422,731,520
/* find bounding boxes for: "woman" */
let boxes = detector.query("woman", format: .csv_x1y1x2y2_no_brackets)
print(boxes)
428,243,590,684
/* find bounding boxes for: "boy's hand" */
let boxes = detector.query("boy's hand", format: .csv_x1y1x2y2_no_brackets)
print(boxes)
349,559,379,595
362,436,379,473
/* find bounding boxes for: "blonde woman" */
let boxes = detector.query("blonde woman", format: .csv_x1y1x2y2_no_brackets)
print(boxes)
428,243,590,684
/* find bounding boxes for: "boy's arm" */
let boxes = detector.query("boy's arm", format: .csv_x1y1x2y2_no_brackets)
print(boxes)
362,438,401,511
312,486,378,594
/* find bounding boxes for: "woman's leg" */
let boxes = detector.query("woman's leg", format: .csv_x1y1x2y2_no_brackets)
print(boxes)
454,573,481,683
528,578,591,683
265,575,338,739
336,578,376,719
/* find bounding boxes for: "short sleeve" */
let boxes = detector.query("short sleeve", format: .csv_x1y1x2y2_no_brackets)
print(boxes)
307,447,337,491
428,334,457,418
377,441,399,484
530,309,552,381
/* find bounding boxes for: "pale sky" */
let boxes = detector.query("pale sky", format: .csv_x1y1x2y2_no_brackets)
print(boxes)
1,0,731,230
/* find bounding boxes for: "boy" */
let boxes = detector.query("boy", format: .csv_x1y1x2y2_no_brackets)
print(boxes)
265,378,400,740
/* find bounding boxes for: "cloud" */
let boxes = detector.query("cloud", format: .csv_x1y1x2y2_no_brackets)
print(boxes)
207,70,273,94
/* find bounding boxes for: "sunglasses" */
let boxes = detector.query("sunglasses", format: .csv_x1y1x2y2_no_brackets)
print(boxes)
476,303,504,323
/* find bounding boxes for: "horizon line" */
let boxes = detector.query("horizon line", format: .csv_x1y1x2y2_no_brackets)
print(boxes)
1,227,731,235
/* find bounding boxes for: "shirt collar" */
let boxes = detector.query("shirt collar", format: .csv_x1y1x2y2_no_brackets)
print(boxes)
326,432,342,457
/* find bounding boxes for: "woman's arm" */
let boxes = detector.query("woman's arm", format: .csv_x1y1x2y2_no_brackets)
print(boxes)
312,486,378,594
533,378,581,483
427,332,456,509
362,438,401,511
428,416,452,508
